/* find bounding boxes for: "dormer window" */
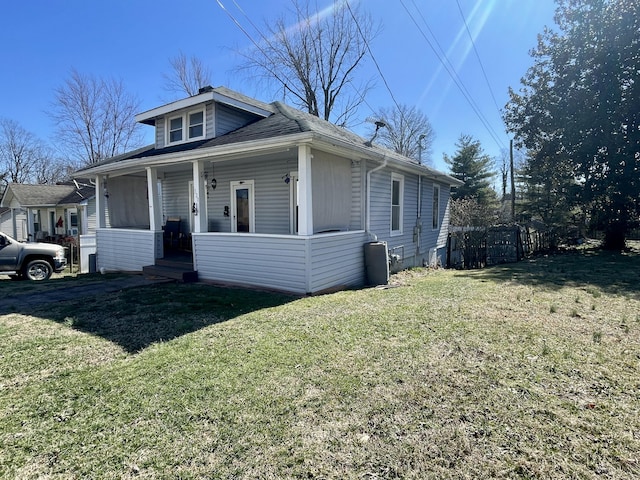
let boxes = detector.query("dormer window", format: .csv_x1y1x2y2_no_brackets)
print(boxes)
169,116,183,143
166,108,206,145
188,111,204,138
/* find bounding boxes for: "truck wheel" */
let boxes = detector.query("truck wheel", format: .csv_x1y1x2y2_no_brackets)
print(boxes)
24,259,53,281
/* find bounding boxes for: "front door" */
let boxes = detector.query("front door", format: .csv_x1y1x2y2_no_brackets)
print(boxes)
230,181,255,233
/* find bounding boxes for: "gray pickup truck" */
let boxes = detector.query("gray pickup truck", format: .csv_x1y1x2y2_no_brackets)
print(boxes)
0,232,67,281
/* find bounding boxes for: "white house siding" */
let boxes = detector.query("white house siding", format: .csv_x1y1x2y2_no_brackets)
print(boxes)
1,209,26,239
206,156,294,234
193,230,367,294
85,198,97,234
419,181,451,266
193,233,308,294
205,102,215,139
155,117,165,148
366,163,454,269
215,104,259,137
162,171,193,234
96,228,160,272
351,160,365,230
309,231,367,292
368,164,421,269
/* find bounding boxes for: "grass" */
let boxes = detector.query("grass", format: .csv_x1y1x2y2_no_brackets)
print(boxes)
1,243,639,479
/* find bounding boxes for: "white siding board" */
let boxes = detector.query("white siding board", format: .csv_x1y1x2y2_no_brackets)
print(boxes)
193,233,307,294
96,229,159,271
309,231,367,291
155,117,165,148
215,104,260,137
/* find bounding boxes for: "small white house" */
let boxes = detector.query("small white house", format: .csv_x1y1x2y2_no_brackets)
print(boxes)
0,181,96,241
75,86,462,294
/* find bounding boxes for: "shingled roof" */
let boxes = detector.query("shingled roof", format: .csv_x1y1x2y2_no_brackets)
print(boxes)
1,181,95,208
75,99,462,186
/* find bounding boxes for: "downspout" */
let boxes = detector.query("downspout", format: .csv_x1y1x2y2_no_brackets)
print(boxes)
365,158,388,241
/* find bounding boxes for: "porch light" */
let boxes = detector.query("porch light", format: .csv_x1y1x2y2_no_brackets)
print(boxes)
211,178,217,189
283,173,291,184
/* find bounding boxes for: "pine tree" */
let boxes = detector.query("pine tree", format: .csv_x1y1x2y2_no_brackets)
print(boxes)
444,134,497,207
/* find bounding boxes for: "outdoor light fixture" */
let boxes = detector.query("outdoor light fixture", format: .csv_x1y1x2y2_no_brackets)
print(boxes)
282,173,291,184
211,178,217,189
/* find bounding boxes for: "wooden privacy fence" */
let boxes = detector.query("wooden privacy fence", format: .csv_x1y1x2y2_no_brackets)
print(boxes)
447,224,552,269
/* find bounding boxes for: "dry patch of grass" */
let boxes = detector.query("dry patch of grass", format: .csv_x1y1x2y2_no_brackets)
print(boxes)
1,245,639,478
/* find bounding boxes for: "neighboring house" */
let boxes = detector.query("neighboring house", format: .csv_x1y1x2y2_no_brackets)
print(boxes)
74,86,462,294
0,181,96,241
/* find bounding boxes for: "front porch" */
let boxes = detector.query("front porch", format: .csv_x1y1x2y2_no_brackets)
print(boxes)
94,228,368,294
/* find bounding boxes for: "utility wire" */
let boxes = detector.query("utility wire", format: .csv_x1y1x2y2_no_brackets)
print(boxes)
215,0,297,99
402,0,507,151
344,0,408,128
455,0,503,117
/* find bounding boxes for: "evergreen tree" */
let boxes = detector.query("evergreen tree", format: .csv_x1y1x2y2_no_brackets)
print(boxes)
444,134,497,207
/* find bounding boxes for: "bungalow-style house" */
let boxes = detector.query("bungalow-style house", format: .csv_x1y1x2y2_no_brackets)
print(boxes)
75,86,462,294
0,181,96,241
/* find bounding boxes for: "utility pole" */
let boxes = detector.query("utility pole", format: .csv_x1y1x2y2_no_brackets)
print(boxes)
510,139,516,221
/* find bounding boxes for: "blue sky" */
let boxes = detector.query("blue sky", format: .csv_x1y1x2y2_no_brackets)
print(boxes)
1,0,556,173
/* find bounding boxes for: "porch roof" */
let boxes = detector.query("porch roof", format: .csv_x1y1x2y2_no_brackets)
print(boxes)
75,101,463,187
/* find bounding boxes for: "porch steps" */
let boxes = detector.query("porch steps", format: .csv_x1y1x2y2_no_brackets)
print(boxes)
142,258,198,283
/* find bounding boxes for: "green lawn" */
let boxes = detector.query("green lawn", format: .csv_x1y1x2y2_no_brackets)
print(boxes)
1,244,639,479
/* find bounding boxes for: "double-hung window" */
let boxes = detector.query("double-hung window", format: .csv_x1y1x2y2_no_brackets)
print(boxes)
168,116,183,143
188,111,204,139
167,109,205,145
391,173,404,236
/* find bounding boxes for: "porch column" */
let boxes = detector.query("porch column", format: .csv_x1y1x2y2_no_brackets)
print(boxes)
192,161,207,233
146,167,162,231
95,174,106,229
298,144,313,235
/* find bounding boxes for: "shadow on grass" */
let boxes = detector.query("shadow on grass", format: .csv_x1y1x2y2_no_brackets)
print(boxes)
461,246,640,299
28,282,297,353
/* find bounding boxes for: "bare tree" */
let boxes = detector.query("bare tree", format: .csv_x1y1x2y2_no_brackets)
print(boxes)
368,104,435,163
0,118,64,186
163,51,213,97
238,0,375,126
49,69,144,166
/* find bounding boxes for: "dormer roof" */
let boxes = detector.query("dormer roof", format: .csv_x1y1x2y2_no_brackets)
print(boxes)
134,86,275,126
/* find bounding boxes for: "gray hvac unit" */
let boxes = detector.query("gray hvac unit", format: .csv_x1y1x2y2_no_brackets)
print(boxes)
364,241,389,286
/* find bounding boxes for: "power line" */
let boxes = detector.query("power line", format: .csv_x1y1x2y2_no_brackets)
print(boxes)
215,0,297,99
401,0,507,151
455,0,503,117
344,0,417,134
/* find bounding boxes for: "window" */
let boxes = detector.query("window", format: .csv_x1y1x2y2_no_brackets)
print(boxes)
167,109,205,145
169,116,183,143
391,173,404,235
432,184,440,230
188,111,204,139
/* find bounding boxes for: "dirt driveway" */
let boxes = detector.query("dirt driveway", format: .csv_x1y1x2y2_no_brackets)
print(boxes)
0,274,167,314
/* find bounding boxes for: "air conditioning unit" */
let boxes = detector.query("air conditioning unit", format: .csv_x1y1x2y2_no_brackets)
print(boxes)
69,227,78,236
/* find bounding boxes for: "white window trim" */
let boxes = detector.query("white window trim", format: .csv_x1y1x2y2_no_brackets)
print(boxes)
167,114,184,144
432,184,440,230
165,107,206,146
390,172,404,236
